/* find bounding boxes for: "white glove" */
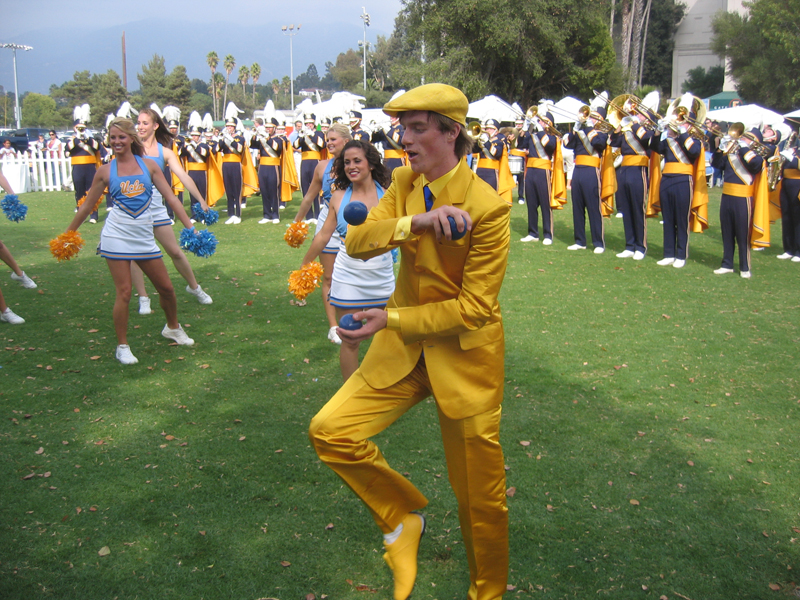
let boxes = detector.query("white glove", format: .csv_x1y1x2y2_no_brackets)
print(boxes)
781,149,795,160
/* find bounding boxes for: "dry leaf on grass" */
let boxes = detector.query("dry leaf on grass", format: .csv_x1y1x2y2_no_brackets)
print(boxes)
280,560,291,567
98,546,111,556
506,487,517,497
35,447,44,455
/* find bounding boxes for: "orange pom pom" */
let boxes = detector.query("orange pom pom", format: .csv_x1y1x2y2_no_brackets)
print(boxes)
76,194,103,213
49,231,86,262
287,262,325,301
284,221,309,248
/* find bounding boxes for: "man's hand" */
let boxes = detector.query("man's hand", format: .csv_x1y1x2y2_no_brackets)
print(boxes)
337,309,388,344
410,205,472,242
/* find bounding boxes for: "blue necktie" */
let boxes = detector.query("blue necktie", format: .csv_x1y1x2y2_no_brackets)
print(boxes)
423,185,434,212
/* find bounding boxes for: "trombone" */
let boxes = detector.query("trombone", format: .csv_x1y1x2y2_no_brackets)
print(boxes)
721,122,773,158
525,106,562,137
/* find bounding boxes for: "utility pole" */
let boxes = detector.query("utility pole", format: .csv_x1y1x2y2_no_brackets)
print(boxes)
1,43,33,128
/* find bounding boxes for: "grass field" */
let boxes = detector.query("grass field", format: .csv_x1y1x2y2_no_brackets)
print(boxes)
0,188,798,600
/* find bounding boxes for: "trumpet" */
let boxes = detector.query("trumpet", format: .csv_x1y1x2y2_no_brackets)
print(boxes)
578,105,615,133
526,106,562,137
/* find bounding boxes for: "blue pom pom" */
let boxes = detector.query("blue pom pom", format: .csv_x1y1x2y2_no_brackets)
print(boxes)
339,314,364,330
179,227,218,258
191,203,220,226
1,194,28,222
391,248,399,263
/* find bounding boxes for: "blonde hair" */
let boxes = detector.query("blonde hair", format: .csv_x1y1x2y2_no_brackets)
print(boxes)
327,122,352,141
107,117,145,156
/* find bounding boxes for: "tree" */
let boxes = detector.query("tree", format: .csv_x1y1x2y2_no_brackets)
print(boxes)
22,93,61,127
295,63,321,91
390,0,621,105
681,65,724,98
222,54,235,112
91,70,128,121
207,51,219,120
50,71,95,124
369,35,399,91
238,65,250,101
250,63,261,104
165,65,192,115
639,0,685,94
137,54,169,107
329,49,363,91
711,0,800,112
319,62,340,91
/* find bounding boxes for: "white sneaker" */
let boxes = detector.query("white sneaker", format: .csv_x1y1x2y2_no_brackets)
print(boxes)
258,218,270,224
633,251,645,261
186,285,213,305
272,218,280,224
327,326,342,345
233,216,242,224
673,259,686,268
0,308,24,325
162,324,195,346
593,247,605,254
225,216,236,225
520,235,539,242
753,247,764,252
542,238,553,246
106,206,113,212
567,244,586,250
616,212,624,218
714,267,734,275
740,270,751,279
89,218,97,224
656,258,675,266
777,253,792,260
518,199,525,204
240,202,246,209
11,271,37,289
138,296,152,315
116,344,138,365
279,205,286,210
792,256,800,263
616,250,634,258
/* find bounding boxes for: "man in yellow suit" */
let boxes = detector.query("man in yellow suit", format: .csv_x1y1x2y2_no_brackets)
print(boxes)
309,83,510,600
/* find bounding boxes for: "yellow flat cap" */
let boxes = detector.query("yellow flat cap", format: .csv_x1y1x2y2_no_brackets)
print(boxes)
382,83,468,126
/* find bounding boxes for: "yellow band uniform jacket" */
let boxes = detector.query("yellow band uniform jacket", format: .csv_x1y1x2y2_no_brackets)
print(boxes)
345,160,511,420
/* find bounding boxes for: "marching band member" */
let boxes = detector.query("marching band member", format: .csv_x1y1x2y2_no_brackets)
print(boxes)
511,115,528,204
474,118,515,205
713,125,767,278
181,112,215,211
371,115,406,176
520,105,566,245
163,106,185,212
564,98,613,253
649,95,707,269
219,104,249,224
252,117,297,224
349,111,370,144
65,104,102,223
610,93,657,260
776,133,800,262
293,113,326,222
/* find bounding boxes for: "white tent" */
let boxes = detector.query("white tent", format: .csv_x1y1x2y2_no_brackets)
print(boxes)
783,108,800,120
706,104,791,138
467,95,520,123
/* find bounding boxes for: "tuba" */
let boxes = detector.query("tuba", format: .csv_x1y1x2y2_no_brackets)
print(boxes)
664,94,707,141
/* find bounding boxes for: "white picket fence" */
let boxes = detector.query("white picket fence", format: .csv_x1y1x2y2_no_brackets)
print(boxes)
0,152,73,193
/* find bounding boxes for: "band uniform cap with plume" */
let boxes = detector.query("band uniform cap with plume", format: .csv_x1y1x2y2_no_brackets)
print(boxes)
382,83,469,126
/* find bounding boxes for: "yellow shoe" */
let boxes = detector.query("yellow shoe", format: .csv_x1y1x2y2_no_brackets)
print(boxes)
383,512,425,600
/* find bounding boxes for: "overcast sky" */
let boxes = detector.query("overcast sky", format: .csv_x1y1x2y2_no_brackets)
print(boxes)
0,0,404,96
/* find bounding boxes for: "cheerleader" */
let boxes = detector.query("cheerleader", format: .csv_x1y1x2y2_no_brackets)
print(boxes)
293,123,352,344
301,140,394,379
63,118,197,364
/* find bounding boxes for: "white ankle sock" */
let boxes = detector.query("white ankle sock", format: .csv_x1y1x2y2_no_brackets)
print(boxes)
383,522,404,545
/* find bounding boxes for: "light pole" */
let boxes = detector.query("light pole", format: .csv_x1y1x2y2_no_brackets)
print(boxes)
1,43,33,129
281,24,301,112
360,7,370,91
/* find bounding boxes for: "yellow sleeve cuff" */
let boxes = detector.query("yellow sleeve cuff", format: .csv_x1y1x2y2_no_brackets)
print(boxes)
392,215,415,243
386,307,401,331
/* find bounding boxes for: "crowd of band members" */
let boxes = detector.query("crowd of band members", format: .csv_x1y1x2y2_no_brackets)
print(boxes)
20,100,794,279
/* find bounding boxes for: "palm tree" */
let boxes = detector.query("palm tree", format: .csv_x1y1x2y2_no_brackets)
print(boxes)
250,63,261,104
281,75,291,107
239,65,250,104
222,54,236,112
207,51,219,120
213,72,225,119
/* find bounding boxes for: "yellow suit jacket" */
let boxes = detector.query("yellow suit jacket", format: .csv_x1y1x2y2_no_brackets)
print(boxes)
346,160,511,420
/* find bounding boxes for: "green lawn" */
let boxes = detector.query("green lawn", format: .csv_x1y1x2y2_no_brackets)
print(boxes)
0,188,798,599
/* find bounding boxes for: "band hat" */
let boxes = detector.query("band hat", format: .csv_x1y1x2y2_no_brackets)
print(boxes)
483,118,500,130
320,117,332,126
382,83,469,126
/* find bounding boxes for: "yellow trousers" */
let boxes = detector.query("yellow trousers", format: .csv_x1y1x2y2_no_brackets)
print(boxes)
309,360,509,600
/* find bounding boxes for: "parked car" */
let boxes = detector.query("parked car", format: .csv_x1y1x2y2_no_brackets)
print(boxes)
0,128,51,153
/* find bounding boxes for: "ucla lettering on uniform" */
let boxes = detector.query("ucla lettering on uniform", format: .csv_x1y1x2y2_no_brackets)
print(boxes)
120,179,146,198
